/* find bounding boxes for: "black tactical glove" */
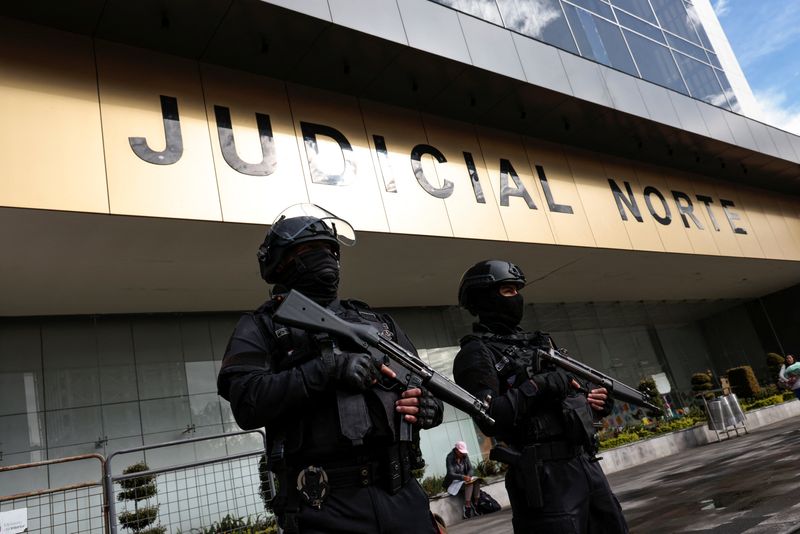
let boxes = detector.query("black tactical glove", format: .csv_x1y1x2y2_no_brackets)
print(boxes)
301,350,379,393
414,389,444,429
531,371,572,398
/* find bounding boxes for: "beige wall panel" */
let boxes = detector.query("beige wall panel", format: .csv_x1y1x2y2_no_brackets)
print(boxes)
524,139,595,247
632,164,694,254
475,127,554,244
421,115,507,241
286,84,388,233
201,65,308,224
777,198,800,260
0,19,107,213
662,173,719,256
601,158,664,252
754,190,800,260
563,147,632,250
735,186,785,260
360,101,451,236
97,41,221,220
711,182,765,259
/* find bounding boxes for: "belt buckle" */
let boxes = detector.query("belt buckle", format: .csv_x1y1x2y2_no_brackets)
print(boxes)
297,466,329,510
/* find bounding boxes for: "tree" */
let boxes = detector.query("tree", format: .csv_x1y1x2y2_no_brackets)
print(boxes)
117,462,166,534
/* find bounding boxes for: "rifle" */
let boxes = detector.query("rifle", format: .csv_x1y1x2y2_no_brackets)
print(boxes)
537,347,663,415
273,290,495,440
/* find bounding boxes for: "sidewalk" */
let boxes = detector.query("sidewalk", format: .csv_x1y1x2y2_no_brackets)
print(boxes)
449,414,800,534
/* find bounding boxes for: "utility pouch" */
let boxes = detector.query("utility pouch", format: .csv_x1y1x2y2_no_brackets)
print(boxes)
490,445,543,509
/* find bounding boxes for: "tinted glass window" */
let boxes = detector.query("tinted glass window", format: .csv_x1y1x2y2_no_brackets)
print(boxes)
614,8,665,43
666,34,707,63
496,0,579,54
673,53,727,108
564,4,638,75
609,0,657,24
433,0,504,25
650,0,700,45
707,51,721,69
685,3,712,49
624,29,687,93
564,0,613,19
714,68,739,112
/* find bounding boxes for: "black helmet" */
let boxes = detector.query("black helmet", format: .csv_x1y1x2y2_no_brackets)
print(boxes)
458,260,526,311
257,204,355,283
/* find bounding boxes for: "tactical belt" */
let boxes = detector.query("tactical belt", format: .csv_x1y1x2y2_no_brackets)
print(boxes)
323,461,383,488
530,440,584,461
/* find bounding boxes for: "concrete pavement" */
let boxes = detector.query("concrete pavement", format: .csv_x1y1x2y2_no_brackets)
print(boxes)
448,415,800,533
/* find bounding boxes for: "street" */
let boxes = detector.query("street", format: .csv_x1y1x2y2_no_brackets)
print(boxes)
449,415,800,533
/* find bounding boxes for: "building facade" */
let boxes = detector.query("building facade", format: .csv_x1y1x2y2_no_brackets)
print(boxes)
2,0,800,522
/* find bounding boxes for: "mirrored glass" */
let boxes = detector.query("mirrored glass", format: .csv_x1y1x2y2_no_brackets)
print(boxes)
45,366,101,410
45,406,102,448
624,30,688,93
0,370,43,416
564,0,613,19
673,53,728,108
714,68,739,112
102,401,142,439
649,0,700,45
706,51,721,69
189,393,223,427
563,4,638,75
186,360,217,395
666,33,706,63
685,2,712,49
136,361,187,399
0,451,47,496
614,8,665,43
140,396,191,435
96,318,138,403
432,0,504,25
609,0,657,23
496,0,579,54
0,412,46,453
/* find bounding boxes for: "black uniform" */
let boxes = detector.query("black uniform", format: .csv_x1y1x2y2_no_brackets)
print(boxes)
454,323,629,534
218,296,442,534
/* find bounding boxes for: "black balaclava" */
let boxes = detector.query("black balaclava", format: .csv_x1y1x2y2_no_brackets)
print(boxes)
472,285,524,330
276,246,340,305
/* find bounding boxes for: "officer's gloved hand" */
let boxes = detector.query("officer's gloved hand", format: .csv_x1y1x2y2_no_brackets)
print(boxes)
414,389,444,429
335,352,380,392
531,371,572,398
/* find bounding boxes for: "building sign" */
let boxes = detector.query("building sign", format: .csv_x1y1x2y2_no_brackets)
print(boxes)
0,508,27,534
1,22,800,261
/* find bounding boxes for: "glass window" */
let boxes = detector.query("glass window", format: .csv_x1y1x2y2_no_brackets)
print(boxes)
496,0,579,54
614,8,665,43
673,52,728,108
624,29,687,93
714,68,740,112
650,0,701,45
609,0,657,24
563,4,638,75
432,0,504,25
685,2,713,49
706,51,721,69
666,33,707,63
563,0,613,19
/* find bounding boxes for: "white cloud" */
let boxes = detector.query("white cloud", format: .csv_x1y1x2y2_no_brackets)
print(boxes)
712,0,730,17
754,88,800,136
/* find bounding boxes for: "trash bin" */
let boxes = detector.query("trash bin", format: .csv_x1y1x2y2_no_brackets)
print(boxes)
706,393,747,439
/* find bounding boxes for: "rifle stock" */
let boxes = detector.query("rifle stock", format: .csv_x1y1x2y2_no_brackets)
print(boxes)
537,348,663,415
273,290,495,428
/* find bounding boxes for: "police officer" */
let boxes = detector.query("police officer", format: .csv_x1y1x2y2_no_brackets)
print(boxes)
453,259,629,533
217,204,443,533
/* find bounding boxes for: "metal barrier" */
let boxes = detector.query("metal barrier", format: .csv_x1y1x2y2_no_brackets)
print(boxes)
0,454,107,533
105,430,275,534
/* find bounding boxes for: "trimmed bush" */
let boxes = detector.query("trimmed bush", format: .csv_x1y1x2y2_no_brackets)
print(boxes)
726,366,761,399
766,352,785,380
118,462,165,534
691,371,715,400
637,377,665,415
741,394,783,411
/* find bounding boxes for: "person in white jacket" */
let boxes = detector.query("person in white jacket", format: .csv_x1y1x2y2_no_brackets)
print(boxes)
778,355,800,400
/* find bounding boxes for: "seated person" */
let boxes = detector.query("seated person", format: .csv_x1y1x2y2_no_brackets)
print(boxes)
442,441,482,518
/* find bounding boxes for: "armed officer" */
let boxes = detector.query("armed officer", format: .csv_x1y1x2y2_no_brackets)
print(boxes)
217,204,444,533
453,259,629,533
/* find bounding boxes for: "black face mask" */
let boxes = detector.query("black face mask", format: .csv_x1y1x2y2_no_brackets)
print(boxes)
276,247,340,306
475,288,524,329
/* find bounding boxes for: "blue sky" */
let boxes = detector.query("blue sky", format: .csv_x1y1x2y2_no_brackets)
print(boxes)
712,0,800,134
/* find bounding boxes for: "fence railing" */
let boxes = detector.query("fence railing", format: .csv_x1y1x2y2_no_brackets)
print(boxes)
0,430,274,534
105,429,274,534
0,454,107,533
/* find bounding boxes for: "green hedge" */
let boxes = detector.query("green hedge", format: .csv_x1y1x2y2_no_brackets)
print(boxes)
726,366,761,398
598,417,699,450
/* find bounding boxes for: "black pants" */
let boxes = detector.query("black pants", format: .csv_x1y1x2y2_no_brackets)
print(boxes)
291,479,436,534
505,454,629,534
